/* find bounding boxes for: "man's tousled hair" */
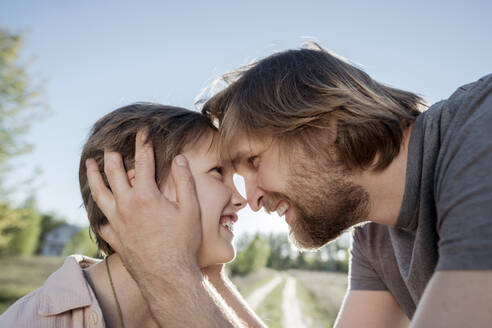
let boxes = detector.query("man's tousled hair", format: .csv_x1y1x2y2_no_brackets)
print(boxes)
202,42,425,171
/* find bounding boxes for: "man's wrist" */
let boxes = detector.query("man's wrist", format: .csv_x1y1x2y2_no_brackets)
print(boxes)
124,251,203,293
204,269,228,288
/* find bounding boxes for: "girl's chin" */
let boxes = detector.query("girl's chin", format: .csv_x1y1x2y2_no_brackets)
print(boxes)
198,248,235,268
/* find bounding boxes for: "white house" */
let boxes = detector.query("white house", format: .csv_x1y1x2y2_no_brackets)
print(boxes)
41,224,81,256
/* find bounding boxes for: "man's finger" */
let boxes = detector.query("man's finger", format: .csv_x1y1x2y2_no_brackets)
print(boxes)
104,151,131,201
134,128,159,193
86,158,116,216
99,224,122,253
172,155,200,217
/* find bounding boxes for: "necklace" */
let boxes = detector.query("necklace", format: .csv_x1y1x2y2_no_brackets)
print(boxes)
105,256,126,328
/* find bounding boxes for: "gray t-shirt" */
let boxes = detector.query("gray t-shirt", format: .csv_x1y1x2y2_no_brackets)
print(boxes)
349,74,492,319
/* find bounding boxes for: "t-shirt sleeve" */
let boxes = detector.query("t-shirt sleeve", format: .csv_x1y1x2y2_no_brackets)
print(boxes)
436,75,492,271
349,228,387,290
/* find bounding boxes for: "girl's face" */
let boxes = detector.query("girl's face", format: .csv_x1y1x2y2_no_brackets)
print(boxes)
166,131,246,268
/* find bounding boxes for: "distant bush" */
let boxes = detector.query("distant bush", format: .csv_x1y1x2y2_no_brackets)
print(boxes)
62,228,99,258
0,201,41,257
234,232,351,274
0,203,27,256
229,234,270,276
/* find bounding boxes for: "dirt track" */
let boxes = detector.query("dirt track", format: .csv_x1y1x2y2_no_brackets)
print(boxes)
282,276,308,328
246,276,283,310
246,274,308,327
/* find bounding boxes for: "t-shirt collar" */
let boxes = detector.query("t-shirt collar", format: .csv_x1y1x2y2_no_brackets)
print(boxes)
395,116,424,231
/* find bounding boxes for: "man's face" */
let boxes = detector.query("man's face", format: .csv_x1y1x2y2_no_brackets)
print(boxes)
231,133,370,250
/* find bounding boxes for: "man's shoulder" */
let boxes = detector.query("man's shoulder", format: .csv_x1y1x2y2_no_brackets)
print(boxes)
426,73,492,120
454,73,492,94
352,223,391,251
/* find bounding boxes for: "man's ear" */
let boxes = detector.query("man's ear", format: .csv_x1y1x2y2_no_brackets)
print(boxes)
127,169,136,187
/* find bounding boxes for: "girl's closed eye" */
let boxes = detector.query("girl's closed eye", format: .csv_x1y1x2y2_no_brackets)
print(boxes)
248,156,259,169
209,166,224,179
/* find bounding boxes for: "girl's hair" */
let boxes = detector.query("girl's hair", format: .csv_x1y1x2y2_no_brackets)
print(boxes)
79,103,214,255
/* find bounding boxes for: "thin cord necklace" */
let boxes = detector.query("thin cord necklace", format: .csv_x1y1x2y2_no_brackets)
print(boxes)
105,256,126,328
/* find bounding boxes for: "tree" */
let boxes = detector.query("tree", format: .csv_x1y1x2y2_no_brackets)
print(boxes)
0,28,47,258
0,28,45,196
266,233,292,270
6,197,41,256
0,202,26,256
228,234,270,276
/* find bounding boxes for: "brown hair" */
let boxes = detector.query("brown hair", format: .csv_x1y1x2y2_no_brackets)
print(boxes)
79,103,214,255
202,42,426,171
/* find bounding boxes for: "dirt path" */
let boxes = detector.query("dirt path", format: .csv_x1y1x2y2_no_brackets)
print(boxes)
246,276,283,310
282,276,308,328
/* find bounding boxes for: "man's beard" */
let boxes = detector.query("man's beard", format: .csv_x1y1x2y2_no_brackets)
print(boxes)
265,158,370,251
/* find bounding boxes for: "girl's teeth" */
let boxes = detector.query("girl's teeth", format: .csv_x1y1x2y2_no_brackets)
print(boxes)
221,221,234,232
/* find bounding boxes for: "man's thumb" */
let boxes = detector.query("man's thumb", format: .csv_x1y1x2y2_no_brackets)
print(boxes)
172,155,199,216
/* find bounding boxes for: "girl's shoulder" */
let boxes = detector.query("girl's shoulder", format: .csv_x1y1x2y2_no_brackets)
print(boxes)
0,255,105,328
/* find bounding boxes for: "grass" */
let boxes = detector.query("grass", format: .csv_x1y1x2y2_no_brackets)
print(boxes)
289,270,348,323
296,278,335,328
230,268,277,298
0,256,65,314
256,276,285,328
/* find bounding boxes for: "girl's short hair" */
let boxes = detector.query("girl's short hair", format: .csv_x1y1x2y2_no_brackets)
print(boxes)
79,103,214,255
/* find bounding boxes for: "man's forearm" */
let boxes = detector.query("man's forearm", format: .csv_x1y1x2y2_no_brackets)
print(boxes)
207,273,267,328
136,266,244,328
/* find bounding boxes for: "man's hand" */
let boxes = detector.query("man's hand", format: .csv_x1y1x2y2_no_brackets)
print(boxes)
85,129,202,278
202,264,225,283
85,129,251,327
201,264,267,328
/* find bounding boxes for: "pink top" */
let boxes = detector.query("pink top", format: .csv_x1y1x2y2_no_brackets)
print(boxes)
0,255,106,328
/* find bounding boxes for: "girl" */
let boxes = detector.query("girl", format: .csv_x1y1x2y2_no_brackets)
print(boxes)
0,103,261,327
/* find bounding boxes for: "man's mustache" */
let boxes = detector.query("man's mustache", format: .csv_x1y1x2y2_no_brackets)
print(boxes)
262,191,291,214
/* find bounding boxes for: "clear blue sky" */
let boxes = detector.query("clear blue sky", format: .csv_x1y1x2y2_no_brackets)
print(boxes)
1,0,491,236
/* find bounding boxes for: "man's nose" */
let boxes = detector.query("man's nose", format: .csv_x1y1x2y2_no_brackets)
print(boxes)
246,183,265,212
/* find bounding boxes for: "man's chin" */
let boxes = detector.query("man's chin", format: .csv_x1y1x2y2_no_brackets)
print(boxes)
286,212,347,251
287,224,331,251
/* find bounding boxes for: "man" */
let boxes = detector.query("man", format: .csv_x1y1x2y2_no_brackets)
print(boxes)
87,43,492,327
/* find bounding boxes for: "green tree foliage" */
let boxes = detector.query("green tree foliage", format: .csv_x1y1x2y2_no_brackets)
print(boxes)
0,28,49,258
0,202,26,256
62,228,99,258
228,232,351,276
1,198,41,257
0,28,45,195
266,233,292,270
229,234,270,276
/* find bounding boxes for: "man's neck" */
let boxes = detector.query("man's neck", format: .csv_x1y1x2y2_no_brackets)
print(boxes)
84,254,158,328
356,124,413,226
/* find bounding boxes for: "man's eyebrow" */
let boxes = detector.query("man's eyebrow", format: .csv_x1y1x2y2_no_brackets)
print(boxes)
231,150,250,166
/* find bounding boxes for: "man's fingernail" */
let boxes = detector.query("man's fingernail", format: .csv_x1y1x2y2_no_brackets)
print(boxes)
139,128,149,141
175,155,188,167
